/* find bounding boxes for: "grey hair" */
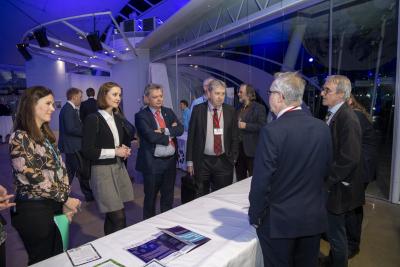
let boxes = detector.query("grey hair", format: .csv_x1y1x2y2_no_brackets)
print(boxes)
144,83,163,97
270,72,305,105
325,75,351,100
208,79,226,92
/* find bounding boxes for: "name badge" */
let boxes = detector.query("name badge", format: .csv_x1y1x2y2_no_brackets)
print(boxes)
214,128,223,135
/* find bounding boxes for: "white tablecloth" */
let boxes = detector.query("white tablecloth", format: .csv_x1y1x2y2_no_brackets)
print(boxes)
32,178,263,267
0,116,13,142
177,132,187,170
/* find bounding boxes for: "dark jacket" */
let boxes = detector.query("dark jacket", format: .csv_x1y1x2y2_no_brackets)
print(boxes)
354,110,378,183
80,98,97,123
58,103,82,153
237,101,267,157
186,102,239,176
82,111,126,165
135,106,184,173
326,103,365,214
249,110,332,238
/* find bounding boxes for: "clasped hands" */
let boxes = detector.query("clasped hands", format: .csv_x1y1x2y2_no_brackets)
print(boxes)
115,144,131,159
154,122,178,134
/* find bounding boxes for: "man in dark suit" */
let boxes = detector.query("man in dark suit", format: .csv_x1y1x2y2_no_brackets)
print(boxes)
58,88,93,201
321,75,364,267
186,79,238,197
135,84,184,219
80,87,97,122
248,72,332,267
236,84,266,180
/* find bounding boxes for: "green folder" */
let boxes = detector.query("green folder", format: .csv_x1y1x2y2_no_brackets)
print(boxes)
54,214,70,251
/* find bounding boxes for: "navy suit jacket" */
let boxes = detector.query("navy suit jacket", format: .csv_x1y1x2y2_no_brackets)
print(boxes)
58,102,82,153
248,110,332,238
135,106,184,173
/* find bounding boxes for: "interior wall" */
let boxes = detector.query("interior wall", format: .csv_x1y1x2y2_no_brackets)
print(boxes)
68,73,111,100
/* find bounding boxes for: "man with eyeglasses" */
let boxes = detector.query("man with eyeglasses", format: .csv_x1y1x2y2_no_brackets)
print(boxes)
320,75,364,267
249,72,332,267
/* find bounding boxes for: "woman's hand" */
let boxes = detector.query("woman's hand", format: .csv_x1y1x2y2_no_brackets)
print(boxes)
0,185,15,211
63,197,81,222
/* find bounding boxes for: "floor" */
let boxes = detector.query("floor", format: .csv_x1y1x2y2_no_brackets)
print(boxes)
1,142,400,267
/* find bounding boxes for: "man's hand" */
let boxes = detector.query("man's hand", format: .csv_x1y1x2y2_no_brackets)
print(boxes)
154,129,162,133
187,165,194,176
238,121,246,129
0,185,15,211
172,122,178,127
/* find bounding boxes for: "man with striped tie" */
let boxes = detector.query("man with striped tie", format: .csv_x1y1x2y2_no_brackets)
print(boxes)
186,79,239,197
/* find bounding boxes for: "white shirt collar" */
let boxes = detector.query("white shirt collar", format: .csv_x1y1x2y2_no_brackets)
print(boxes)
98,109,114,121
67,101,77,109
207,102,222,111
328,101,345,116
277,105,302,119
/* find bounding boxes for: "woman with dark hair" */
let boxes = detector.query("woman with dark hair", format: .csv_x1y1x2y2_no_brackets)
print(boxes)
9,86,80,265
82,82,134,235
345,94,378,258
0,184,15,267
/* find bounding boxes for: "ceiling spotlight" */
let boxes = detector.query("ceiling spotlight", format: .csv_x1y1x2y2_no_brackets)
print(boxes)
57,58,61,61
308,57,314,63
92,55,97,59
75,63,79,67
55,44,59,48
125,47,129,51
111,50,114,53
188,54,192,57
112,55,117,58
78,35,84,40
104,51,108,54
51,50,56,54
58,42,63,46
83,60,88,64
90,64,95,68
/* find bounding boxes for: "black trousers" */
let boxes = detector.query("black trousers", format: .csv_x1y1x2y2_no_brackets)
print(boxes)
236,142,254,181
256,224,320,267
0,241,5,267
65,153,93,200
143,157,176,219
11,200,63,265
196,154,234,197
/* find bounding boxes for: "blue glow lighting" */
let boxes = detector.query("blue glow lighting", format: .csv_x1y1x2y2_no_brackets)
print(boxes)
308,57,314,63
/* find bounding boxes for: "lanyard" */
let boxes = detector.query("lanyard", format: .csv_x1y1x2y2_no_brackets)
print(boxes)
44,139,61,168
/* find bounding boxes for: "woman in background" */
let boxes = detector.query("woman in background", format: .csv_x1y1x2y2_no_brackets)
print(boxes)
9,86,80,265
82,82,134,235
345,94,378,258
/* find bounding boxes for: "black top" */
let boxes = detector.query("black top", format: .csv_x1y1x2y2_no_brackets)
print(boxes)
82,111,126,165
80,98,98,122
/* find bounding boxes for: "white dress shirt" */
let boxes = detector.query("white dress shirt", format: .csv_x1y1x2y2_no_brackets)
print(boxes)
98,110,120,159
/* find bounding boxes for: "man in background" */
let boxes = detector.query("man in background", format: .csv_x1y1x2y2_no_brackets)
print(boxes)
79,87,97,122
180,100,190,132
59,88,93,201
189,77,214,112
236,84,266,180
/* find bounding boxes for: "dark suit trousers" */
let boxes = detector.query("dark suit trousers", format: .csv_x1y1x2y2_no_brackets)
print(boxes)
143,157,176,219
256,224,320,267
236,142,254,181
65,153,93,200
196,154,233,197
327,212,348,267
0,240,5,267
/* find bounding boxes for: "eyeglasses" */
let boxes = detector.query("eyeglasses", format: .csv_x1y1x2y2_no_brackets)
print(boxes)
321,86,336,95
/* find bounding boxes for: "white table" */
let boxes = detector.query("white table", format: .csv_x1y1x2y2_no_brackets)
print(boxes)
32,178,263,267
0,116,13,142
177,132,187,170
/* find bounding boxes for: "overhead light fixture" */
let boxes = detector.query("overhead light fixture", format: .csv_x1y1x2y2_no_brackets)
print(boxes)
16,43,32,61
83,60,88,64
125,47,129,51
78,35,84,40
104,51,108,54
33,27,50,47
58,42,63,46
87,31,103,52
55,44,59,48
51,50,56,54
57,58,62,61
111,50,114,53
112,55,117,58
